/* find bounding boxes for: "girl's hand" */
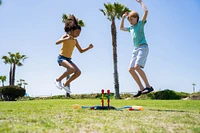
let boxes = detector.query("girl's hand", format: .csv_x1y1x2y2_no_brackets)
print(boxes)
63,34,75,40
62,34,69,38
136,0,142,3
89,44,93,49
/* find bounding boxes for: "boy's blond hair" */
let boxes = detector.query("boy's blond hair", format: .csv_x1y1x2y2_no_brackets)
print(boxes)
128,10,139,22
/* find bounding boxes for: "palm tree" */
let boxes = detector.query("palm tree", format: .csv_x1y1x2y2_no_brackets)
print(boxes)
100,3,130,99
2,54,13,85
11,52,28,85
17,79,23,87
23,82,28,89
2,52,28,85
0,76,6,86
17,79,28,89
62,13,85,27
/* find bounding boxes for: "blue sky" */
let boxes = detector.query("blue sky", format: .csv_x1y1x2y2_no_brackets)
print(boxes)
0,0,200,96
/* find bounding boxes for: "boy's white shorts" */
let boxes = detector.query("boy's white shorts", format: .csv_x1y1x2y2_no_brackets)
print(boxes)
129,45,149,69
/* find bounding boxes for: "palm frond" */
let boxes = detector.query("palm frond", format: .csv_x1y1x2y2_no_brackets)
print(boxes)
62,13,85,27
2,56,10,64
1,76,6,81
16,62,23,66
101,2,130,21
101,3,114,21
78,20,85,27
99,9,106,16
62,13,68,23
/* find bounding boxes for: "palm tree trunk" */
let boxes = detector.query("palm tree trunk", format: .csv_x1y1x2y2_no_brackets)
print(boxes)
111,20,120,99
9,65,12,85
12,64,16,85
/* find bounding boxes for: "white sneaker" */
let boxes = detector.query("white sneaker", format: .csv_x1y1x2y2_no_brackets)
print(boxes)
63,85,71,93
54,80,63,90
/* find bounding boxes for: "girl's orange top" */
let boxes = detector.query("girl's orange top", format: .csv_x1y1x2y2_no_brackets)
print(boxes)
60,39,76,58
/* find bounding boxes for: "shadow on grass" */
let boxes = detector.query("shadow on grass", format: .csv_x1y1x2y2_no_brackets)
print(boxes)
148,109,194,113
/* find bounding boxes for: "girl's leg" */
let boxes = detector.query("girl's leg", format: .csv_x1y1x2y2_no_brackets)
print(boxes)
56,60,76,81
134,64,151,88
129,67,144,91
63,63,81,87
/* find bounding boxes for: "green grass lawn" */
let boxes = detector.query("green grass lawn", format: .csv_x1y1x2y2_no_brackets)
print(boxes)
0,99,200,133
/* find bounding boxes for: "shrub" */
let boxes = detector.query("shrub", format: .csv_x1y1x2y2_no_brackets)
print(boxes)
177,92,190,99
0,85,26,101
120,93,133,99
153,89,181,100
146,92,155,99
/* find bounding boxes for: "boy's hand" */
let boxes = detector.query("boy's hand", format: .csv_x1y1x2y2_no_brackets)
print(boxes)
122,12,129,18
89,44,93,49
136,0,142,2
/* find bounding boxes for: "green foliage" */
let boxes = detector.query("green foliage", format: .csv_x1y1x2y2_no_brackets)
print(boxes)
62,13,85,27
177,91,190,98
132,90,190,100
0,85,25,101
0,75,6,86
2,52,28,85
120,93,133,99
17,93,115,101
146,92,155,99
100,2,131,21
62,13,68,23
153,89,181,100
16,96,34,101
14,90,196,101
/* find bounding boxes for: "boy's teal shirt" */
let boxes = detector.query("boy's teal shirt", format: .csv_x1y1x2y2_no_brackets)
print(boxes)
126,20,147,48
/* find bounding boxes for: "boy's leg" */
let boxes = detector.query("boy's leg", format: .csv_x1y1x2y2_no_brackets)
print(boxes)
134,65,150,88
63,63,81,87
129,67,144,97
129,67,144,91
129,48,145,97
135,45,154,94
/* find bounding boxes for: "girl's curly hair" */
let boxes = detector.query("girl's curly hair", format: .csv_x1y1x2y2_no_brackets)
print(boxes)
64,14,79,33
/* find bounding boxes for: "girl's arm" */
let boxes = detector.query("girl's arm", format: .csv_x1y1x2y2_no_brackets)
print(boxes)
75,40,93,53
120,12,128,31
137,0,148,22
55,34,70,45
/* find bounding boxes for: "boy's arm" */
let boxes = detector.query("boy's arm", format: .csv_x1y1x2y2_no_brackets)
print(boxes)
75,40,93,53
120,12,128,31
137,0,148,22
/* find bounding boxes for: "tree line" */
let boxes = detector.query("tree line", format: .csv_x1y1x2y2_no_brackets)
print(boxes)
1,52,27,86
